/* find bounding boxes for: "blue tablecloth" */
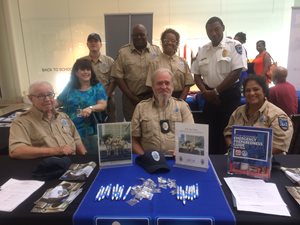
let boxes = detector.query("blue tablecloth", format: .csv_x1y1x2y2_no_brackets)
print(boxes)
73,159,235,225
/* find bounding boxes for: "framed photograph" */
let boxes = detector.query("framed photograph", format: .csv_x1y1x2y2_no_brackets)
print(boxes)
175,123,209,170
229,125,272,179
97,122,132,167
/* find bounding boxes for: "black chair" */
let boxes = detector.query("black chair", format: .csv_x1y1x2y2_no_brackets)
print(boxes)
288,114,300,154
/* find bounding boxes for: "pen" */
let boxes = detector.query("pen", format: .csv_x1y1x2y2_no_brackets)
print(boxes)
106,184,112,199
111,185,116,200
117,185,124,200
95,186,103,200
98,186,106,201
122,186,132,200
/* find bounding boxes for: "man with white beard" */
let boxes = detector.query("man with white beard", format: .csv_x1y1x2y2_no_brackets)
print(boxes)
131,68,194,156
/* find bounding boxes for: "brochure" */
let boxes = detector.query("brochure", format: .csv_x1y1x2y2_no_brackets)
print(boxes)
286,186,300,205
97,122,132,168
59,161,96,181
281,167,300,185
228,125,272,179
31,181,84,213
175,122,209,171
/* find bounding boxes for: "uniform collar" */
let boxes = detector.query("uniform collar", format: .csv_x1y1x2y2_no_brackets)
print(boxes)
130,42,151,53
162,52,175,60
244,100,268,119
30,106,59,120
152,96,172,108
207,36,227,49
88,53,102,63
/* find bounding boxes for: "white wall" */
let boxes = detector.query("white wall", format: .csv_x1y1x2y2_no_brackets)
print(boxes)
0,0,296,100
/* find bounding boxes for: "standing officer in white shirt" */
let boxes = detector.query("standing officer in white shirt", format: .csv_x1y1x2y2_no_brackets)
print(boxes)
191,17,247,154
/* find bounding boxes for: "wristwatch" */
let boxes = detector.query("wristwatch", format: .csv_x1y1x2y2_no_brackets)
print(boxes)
89,106,94,112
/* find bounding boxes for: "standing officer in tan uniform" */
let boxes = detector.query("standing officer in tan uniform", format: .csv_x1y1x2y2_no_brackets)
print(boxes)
9,81,87,159
224,75,293,154
146,28,194,100
78,33,116,122
132,68,194,156
112,24,161,121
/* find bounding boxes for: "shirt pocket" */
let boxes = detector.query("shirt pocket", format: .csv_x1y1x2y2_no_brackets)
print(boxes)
31,134,48,147
141,117,153,138
217,56,231,76
170,112,183,132
198,58,209,78
124,60,137,78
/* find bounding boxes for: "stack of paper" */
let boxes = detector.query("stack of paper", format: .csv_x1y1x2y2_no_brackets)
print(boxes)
224,177,290,217
0,178,44,212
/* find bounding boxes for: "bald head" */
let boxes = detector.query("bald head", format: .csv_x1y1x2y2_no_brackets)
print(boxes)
29,81,53,95
272,66,287,84
131,24,148,50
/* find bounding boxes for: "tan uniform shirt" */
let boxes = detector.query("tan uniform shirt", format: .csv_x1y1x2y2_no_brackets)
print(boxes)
112,42,161,95
224,101,293,153
146,53,194,92
79,54,114,87
132,97,194,155
9,107,82,153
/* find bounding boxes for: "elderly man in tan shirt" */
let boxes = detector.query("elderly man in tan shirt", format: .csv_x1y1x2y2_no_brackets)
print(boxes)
132,68,194,156
9,81,86,159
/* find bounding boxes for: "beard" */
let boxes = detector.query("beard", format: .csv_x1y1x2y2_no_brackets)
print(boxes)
156,92,171,107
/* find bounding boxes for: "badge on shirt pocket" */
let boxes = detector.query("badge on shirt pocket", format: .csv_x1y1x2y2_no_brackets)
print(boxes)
160,120,170,134
278,117,289,131
61,119,71,133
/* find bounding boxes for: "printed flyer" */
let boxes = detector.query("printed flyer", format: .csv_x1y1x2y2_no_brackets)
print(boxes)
175,122,209,171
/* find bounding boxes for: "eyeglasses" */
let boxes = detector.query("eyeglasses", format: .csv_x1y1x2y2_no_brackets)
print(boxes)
163,39,178,44
30,92,55,101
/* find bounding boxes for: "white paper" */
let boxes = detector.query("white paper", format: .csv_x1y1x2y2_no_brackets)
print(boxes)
0,178,44,212
224,177,290,217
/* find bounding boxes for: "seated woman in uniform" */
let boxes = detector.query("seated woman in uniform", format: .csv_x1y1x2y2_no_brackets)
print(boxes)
224,75,293,155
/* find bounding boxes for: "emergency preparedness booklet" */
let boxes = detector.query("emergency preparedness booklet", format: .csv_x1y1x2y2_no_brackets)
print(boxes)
175,122,209,170
228,125,272,179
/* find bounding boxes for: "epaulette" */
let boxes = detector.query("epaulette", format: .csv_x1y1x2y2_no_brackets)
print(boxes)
140,98,152,104
18,110,30,116
119,43,131,49
174,97,184,102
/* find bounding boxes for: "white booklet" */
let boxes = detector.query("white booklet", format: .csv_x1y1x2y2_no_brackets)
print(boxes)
175,122,209,171
0,178,44,212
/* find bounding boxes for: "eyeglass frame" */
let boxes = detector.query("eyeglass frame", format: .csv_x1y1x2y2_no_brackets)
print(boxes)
29,92,55,101
162,39,178,45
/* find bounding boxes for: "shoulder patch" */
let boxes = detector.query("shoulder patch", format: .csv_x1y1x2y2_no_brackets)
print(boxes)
278,117,289,131
235,44,243,55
